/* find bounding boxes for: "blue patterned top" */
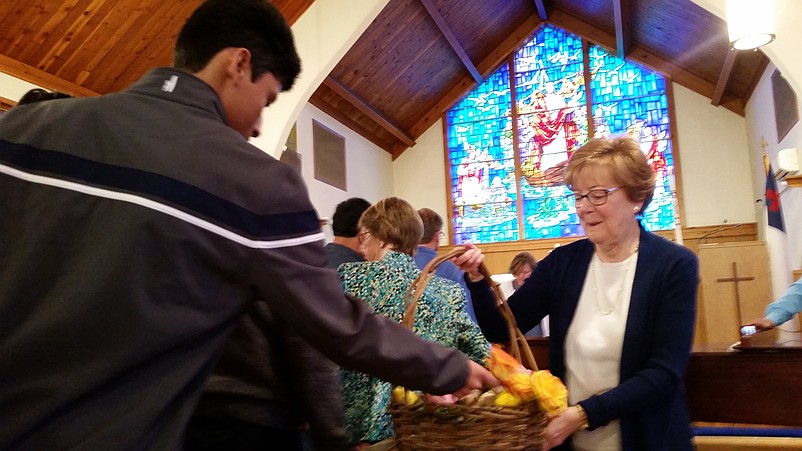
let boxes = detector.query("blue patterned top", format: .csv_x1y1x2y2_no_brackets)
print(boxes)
337,251,491,444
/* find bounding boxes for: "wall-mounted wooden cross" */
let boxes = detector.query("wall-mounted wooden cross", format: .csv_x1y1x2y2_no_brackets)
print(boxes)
717,261,755,323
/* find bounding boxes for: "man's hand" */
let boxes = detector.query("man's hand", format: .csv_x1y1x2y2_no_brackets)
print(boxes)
453,360,499,398
744,318,777,332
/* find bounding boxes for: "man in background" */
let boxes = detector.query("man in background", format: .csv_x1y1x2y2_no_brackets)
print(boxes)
0,1,496,449
414,208,476,322
16,88,71,105
325,197,371,269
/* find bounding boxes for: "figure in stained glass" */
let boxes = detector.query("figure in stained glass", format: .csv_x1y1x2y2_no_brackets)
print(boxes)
446,25,677,244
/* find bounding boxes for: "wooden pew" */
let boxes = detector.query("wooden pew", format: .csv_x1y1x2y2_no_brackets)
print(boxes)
522,334,802,427
686,330,802,427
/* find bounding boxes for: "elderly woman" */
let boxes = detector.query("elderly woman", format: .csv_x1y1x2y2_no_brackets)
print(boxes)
337,197,490,447
456,136,698,451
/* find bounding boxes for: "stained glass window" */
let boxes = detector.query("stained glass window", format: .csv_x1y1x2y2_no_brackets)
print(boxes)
446,25,677,244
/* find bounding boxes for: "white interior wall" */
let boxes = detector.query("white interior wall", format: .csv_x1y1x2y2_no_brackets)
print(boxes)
693,0,802,272
297,104,395,239
253,0,389,159
745,62,802,270
0,74,42,101
672,83,755,226
393,119,450,231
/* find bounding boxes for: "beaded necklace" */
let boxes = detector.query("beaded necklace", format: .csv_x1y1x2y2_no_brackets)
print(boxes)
591,249,638,315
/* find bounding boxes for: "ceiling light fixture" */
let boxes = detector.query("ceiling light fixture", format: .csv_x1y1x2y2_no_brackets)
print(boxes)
726,0,776,50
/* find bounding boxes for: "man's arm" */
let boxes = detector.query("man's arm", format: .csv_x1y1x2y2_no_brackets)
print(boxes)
747,279,802,331
247,165,496,395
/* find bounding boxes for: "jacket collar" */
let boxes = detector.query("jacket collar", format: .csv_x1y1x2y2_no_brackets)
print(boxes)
126,68,228,125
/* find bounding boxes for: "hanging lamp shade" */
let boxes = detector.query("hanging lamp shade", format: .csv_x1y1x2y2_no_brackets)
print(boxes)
726,0,776,50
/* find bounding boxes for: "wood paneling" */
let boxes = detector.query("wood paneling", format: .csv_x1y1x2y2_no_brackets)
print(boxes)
526,336,802,428
0,0,313,97
441,222,758,276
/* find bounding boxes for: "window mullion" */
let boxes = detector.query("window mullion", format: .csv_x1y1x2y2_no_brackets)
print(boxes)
582,39,595,139
510,54,524,242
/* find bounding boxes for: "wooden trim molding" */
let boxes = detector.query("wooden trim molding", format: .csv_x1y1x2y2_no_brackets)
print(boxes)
441,223,758,275
0,95,15,112
0,54,98,98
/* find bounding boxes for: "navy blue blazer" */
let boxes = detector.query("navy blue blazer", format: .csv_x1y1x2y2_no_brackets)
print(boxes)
470,227,698,451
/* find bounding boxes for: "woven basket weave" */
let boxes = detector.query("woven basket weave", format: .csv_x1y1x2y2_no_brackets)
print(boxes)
389,247,546,450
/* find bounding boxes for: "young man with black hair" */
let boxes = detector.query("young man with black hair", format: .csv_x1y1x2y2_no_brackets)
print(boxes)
0,1,496,449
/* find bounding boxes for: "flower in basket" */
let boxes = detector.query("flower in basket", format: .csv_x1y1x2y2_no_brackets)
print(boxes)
486,344,569,414
486,344,528,381
486,345,538,401
530,370,568,416
392,386,423,407
503,372,535,401
493,390,523,407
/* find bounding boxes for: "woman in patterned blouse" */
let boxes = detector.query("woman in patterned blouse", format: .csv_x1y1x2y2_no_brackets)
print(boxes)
337,197,490,447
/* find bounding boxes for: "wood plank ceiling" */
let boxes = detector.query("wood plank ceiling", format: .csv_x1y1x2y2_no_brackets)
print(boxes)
0,0,770,159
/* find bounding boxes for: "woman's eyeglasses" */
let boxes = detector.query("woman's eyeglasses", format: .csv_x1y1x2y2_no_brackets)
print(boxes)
357,230,371,244
569,187,620,206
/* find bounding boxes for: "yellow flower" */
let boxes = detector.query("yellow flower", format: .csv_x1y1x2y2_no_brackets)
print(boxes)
530,370,568,414
505,372,536,401
405,390,421,406
392,386,406,404
494,390,522,407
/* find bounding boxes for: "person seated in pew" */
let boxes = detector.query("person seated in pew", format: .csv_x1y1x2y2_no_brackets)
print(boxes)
453,136,700,451
509,251,548,336
744,278,802,333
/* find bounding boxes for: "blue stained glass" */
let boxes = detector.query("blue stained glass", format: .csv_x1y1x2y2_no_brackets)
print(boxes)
447,27,676,244
515,25,583,74
449,64,511,124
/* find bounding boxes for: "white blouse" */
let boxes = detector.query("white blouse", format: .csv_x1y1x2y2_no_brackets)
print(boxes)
565,251,638,451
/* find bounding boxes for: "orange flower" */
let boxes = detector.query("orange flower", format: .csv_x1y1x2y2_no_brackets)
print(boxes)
486,345,535,400
530,370,568,415
485,344,569,413
486,344,529,381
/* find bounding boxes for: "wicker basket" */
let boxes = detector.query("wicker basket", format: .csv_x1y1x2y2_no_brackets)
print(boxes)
389,247,547,450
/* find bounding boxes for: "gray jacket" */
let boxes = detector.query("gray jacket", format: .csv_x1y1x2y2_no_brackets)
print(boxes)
0,68,468,450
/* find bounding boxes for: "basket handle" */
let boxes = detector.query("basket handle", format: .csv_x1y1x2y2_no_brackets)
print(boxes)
401,246,539,371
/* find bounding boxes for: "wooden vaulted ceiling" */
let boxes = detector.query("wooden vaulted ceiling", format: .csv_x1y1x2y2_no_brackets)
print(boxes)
0,0,769,159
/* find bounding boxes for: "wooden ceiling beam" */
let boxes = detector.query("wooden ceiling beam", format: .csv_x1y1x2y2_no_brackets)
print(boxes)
419,0,483,85
612,0,632,59
409,15,543,140
547,9,745,116
712,48,737,106
0,54,99,98
534,0,547,21
322,76,416,147
308,94,396,153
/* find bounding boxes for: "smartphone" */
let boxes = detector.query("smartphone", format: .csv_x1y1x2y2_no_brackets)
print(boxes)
740,325,757,336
